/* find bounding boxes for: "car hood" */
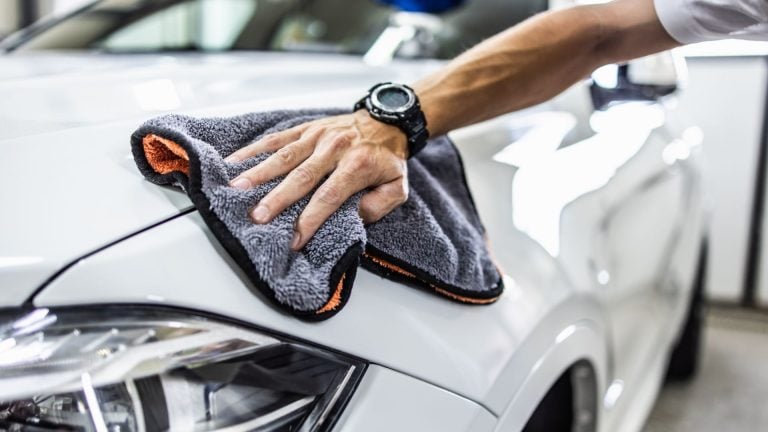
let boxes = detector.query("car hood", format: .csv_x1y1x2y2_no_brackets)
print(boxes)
0,51,439,305
3,51,608,413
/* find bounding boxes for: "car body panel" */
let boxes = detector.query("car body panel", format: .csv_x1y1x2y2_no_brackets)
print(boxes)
0,121,193,305
494,322,605,432
4,50,706,431
34,209,581,415
0,52,437,304
448,85,705,429
0,52,438,140
332,365,496,432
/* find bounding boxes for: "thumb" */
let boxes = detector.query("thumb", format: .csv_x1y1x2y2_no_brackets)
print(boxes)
359,178,409,224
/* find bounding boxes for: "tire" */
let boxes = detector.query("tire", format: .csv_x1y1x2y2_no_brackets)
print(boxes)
665,240,707,381
522,370,573,432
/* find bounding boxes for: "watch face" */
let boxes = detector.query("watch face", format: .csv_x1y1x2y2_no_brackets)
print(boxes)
378,88,409,109
371,83,415,113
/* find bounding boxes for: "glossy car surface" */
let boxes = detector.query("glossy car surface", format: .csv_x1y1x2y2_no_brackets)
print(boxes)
0,1,706,431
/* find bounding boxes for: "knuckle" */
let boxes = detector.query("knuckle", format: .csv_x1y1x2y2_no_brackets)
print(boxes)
393,183,409,203
298,212,322,232
262,134,281,151
301,128,321,143
363,200,381,216
323,135,347,153
361,202,383,223
348,152,374,171
306,125,323,137
276,146,295,164
292,165,316,185
328,134,351,151
317,184,343,205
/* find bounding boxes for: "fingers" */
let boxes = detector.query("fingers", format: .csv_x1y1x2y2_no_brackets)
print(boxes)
291,169,369,250
250,154,333,224
230,129,320,190
224,112,411,251
224,126,305,163
247,132,353,223
359,178,409,224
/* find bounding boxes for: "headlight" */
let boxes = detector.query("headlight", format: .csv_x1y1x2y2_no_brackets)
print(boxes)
0,307,364,431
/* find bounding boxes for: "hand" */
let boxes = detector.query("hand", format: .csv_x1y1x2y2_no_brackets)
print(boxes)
226,110,409,251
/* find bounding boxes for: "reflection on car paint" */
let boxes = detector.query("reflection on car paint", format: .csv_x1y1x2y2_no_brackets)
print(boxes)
493,104,666,256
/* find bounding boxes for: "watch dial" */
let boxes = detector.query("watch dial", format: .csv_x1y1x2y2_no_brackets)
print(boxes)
377,88,410,110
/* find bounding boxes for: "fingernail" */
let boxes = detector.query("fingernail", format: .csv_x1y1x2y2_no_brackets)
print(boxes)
251,205,269,223
290,231,302,250
230,178,251,190
224,154,239,163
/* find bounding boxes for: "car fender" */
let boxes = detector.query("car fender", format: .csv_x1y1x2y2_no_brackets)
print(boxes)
488,296,608,430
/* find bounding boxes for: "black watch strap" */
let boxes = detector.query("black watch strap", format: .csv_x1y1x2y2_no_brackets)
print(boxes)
402,109,429,156
354,83,429,158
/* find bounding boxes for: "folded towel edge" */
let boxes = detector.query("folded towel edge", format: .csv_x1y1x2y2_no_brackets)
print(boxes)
130,128,363,321
361,245,503,304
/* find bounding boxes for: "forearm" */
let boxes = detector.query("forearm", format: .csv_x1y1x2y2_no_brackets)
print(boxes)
414,0,679,136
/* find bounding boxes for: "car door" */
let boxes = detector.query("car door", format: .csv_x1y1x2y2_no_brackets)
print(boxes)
584,54,701,404
494,51,699,413
589,103,691,393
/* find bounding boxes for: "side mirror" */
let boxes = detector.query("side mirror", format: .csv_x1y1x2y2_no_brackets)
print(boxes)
590,50,688,110
363,12,443,65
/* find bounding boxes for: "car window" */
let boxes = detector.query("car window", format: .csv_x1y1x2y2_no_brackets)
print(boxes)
100,0,258,51
12,0,548,59
16,0,393,54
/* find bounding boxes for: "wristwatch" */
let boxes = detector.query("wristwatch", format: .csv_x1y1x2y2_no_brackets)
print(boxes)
354,82,429,158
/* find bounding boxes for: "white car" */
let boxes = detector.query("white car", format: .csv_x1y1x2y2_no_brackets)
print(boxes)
0,1,707,431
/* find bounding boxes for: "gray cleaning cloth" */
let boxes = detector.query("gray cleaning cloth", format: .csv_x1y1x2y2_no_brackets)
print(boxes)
131,109,502,320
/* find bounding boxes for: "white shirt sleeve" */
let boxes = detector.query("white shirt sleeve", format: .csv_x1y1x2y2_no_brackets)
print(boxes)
654,0,768,43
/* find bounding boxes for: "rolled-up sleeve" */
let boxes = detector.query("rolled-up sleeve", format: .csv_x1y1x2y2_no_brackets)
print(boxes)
654,0,768,43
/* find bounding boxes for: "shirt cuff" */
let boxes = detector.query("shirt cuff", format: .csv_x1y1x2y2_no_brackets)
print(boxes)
654,0,709,44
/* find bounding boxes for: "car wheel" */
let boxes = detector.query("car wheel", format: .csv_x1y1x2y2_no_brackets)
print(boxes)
522,370,573,432
522,361,597,432
665,239,707,381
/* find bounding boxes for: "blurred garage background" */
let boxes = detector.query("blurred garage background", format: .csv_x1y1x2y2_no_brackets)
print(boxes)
2,0,768,430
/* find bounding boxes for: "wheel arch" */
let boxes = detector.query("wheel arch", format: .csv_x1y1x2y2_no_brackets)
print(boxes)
522,359,599,432
493,316,607,432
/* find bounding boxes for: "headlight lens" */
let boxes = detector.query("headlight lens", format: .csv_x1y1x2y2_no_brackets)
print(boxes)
0,308,364,431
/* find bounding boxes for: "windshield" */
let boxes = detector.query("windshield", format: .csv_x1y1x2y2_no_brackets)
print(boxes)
9,0,547,59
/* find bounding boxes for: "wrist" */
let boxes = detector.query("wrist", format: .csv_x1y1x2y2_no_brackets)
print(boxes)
353,109,409,159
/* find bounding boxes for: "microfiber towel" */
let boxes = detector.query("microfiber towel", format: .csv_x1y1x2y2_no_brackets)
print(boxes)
131,109,503,320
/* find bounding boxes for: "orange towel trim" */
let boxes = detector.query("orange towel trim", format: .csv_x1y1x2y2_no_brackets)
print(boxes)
364,253,499,305
141,133,496,311
140,133,349,317
143,134,190,176
317,273,346,314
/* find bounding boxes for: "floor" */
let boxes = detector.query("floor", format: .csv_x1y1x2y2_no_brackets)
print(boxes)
644,306,768,432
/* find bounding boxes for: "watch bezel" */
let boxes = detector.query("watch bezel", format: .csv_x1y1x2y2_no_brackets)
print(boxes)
369,83,416,114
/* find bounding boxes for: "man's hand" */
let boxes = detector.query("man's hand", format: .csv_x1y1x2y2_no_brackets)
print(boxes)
226,110,409,251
